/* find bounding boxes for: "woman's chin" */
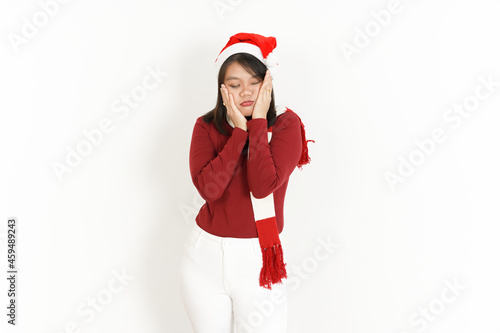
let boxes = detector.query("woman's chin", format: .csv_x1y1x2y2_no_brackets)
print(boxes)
242,107,254,117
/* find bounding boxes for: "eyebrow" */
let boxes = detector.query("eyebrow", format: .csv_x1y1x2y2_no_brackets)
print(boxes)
225,75,259,81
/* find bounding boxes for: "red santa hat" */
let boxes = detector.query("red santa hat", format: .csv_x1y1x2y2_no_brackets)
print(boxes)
214,32,279,78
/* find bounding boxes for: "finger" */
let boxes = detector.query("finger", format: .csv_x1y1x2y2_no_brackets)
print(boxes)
265,74,273,94
265,69,271,83
256,82,265,102
220,84,229,107
260,80,270,98
267,72,273,86
257,81,271,105
221,84,227,101
266,71,273,90
261,72,268,89
228,93,237,111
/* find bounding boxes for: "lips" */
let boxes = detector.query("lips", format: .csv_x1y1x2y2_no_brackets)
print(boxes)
240,101,254,106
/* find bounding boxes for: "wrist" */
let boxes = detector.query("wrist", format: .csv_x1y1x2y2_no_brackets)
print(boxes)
251,115,266,120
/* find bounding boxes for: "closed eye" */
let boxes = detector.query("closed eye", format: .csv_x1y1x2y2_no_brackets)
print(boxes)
229,82,261,88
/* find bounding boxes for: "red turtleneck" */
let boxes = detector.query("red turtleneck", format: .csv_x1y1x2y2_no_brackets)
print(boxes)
189,108,303,238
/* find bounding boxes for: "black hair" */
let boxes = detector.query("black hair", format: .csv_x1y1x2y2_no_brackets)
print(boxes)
201,52,277,137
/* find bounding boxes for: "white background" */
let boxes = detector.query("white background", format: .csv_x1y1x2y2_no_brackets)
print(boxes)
1,0,500,332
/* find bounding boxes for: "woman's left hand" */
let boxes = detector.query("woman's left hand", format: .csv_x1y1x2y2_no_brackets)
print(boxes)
252,69,273,119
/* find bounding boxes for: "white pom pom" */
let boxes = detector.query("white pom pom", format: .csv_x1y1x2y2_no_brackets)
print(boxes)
264,52,279,69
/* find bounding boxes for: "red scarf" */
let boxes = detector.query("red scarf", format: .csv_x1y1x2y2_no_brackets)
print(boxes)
227,106,314,289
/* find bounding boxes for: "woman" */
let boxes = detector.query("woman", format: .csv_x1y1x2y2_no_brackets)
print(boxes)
180,32,314,333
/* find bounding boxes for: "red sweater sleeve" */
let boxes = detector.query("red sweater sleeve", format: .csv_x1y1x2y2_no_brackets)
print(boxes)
246,112,302,199
189,117,249,202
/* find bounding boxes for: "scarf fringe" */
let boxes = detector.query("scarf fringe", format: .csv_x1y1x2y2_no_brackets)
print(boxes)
296,112,315,170
259,243,288,290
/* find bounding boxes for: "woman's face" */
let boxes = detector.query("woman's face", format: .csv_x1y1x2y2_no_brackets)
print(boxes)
223,62,263,116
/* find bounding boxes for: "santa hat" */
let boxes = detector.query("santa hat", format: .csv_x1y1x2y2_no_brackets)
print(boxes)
218,33,315,289
214,32,280,79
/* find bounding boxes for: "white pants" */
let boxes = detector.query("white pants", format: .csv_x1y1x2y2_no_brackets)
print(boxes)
179,222,288,333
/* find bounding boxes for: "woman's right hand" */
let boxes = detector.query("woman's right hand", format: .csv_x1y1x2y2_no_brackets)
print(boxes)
220,84,247,131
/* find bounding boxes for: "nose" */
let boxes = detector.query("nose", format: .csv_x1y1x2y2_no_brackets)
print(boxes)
240,85,252,97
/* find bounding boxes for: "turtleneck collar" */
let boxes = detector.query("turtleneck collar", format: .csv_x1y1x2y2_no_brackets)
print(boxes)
225,105,287,128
